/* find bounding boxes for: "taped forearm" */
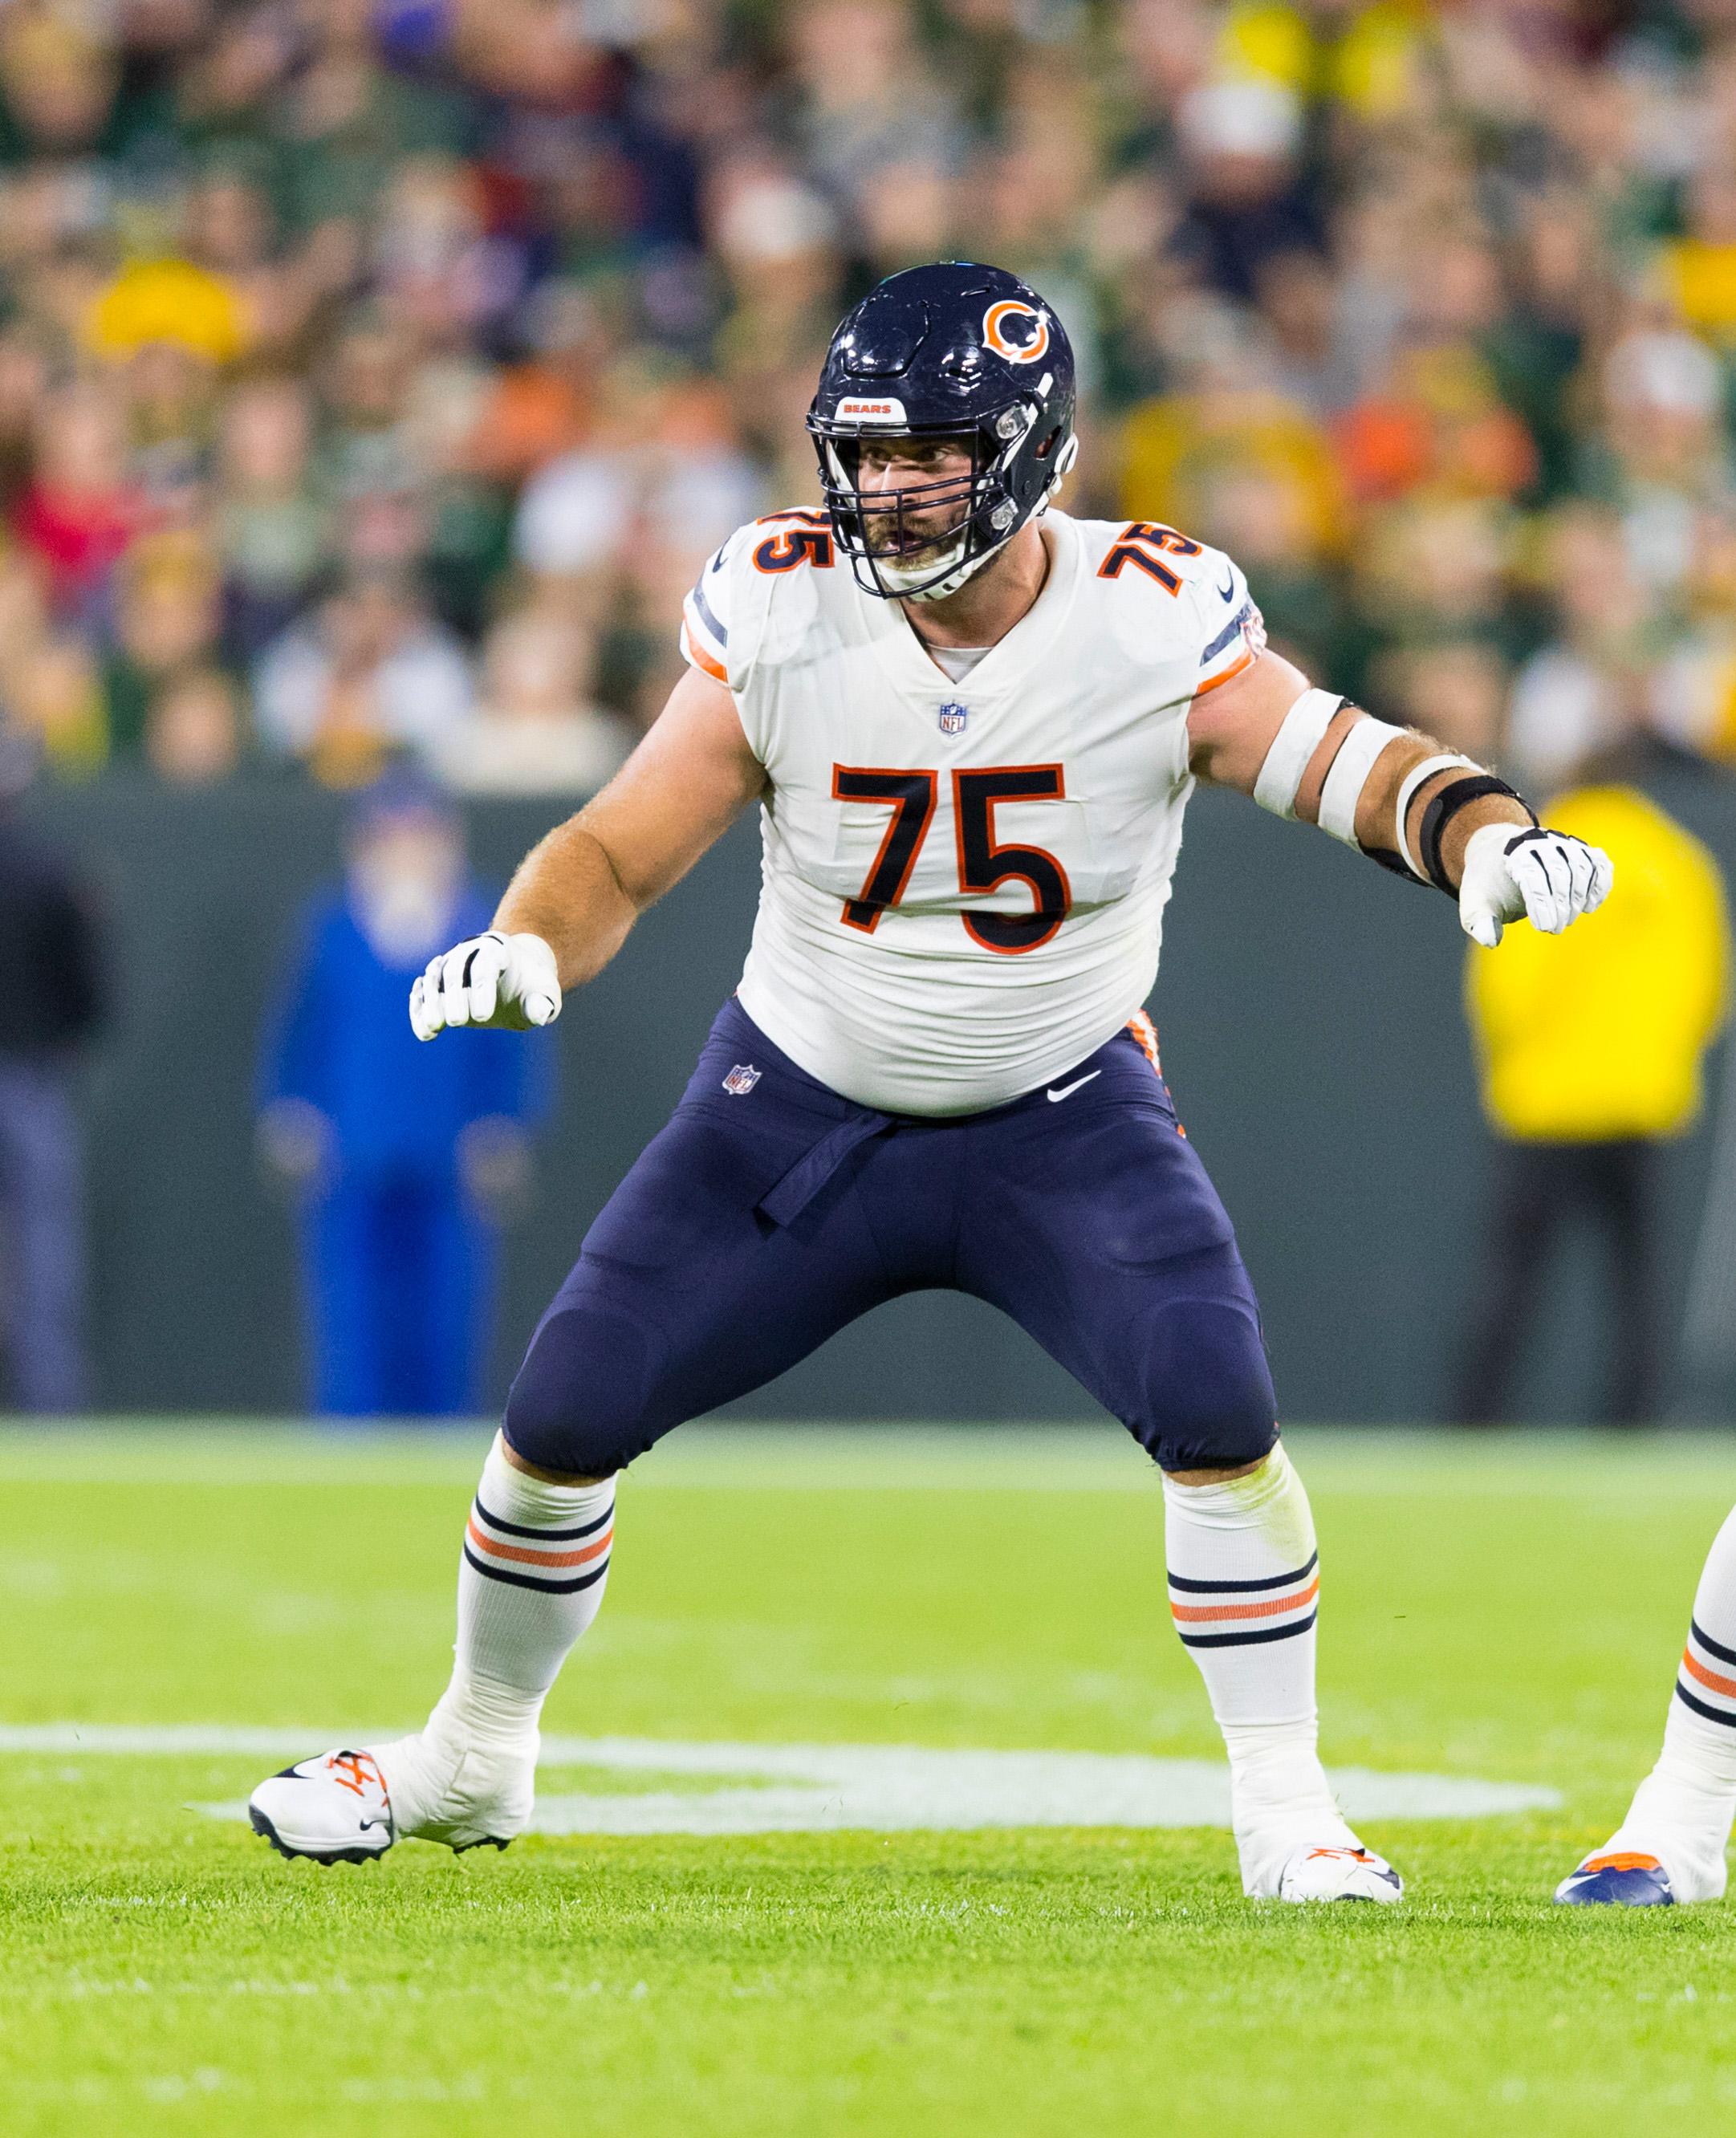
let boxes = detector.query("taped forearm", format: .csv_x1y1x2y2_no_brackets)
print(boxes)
1253,690,1534,891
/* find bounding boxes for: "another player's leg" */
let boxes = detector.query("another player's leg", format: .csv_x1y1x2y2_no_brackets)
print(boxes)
957,1025,1399,1902
250,1002,902,1862
1556,1506,1736,1906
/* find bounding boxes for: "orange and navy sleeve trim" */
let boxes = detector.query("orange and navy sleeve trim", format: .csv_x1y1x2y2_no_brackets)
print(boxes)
1191,552,1266,699
1192,644,1254,697
679,546,732,686
1195,591,1264,697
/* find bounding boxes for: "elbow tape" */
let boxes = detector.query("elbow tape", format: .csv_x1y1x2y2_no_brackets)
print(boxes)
1316,716,1406,847
1252,689,1346,819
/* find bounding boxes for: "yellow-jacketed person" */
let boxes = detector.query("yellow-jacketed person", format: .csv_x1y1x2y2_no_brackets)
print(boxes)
1458,782,1730,1424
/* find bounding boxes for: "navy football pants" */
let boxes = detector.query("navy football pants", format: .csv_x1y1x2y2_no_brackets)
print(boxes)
504,999,1279,1475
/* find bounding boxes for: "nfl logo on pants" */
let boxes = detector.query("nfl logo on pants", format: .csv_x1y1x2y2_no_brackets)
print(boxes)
937,702,969,735
722,1063,762,1096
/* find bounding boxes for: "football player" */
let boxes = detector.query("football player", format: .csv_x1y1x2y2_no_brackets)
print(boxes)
250,263,1611,1901
1556,1522,1736,1905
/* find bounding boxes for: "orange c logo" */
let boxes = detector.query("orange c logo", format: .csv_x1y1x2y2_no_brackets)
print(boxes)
983,300,1051,365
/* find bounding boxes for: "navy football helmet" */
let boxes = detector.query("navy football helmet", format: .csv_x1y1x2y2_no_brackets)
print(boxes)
807,261,1078,602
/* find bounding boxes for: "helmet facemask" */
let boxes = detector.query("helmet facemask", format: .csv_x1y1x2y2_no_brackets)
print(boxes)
809,400,1071,602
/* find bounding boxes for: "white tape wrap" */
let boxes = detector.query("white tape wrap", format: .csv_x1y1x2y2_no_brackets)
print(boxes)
1316,715,1406,847
1252,689,1345,820
1393,752,1475,880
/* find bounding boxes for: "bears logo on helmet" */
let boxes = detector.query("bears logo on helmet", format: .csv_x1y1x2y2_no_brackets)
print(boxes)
982,301,1051,365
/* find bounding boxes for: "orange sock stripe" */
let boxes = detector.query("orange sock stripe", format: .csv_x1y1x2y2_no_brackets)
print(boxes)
1682,1645,1736,1700
465,1517,613,1571
1170,1577,1320,1625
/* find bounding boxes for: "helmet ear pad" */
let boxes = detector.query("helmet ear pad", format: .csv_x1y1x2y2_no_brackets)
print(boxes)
1047,432,1079,490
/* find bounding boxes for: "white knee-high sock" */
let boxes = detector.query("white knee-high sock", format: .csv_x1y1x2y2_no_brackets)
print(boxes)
1611,1505,1736,1897
1164,1444,1352,1887
428,1432,616,1756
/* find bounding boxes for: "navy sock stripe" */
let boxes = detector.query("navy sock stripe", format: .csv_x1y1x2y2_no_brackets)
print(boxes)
1675,1681,1736,1727
1167,1552,1318,1596
1689,1617,1736,1669
472,1494,613,1543
461,1544,610,1596
1177,1608,1317,1652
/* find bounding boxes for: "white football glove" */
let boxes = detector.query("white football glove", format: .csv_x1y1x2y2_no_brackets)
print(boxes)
1458,822,1614,949
409,931,561,1040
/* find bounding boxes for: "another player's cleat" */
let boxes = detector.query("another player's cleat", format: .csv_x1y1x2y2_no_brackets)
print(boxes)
1276,1843,1405,1904
1555,1851,1676,1907
248,1750,396,1864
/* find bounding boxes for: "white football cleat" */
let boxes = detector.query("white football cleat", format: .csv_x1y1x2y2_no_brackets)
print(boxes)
1277,1843,1405,1904
1230,1748,1404,1903
248,1725,535,1864
248,1749,397,1864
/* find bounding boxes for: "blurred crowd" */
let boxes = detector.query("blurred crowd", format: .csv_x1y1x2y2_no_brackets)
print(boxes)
2,0,1736,795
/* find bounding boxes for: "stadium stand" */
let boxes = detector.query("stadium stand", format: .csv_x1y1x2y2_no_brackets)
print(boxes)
0,0,1731,795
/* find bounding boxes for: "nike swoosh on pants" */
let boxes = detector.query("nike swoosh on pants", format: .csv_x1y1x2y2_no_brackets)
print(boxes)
1046,1071,1102,1103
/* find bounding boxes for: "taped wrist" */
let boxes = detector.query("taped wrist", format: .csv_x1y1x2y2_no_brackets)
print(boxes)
1417,775,1537,892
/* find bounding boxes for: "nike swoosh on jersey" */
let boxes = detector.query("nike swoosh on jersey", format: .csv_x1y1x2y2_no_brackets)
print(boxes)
1047,1071,1102,1103
1216,570,1236,600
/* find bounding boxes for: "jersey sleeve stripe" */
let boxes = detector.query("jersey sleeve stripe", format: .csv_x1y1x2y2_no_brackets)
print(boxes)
1192,645,1254,697
689,575,730,648
681,619,728,685
682,583,730,669
1201,607,1249,665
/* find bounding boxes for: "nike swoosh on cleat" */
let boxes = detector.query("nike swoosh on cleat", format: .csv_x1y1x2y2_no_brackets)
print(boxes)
1047,1071,1102,1103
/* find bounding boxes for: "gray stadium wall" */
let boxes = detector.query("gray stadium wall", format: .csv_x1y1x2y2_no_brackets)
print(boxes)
30,765,1736,1427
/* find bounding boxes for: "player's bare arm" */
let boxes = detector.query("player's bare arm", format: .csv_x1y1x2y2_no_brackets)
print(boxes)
409,665,765,1040
1187,647,1612,947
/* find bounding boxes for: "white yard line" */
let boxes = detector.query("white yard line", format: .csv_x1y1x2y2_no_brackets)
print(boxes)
0,1723,1559,1833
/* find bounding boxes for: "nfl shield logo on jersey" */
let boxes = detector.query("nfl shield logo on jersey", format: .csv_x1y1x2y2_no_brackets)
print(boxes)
722,1063,762,1096
937,701,969,735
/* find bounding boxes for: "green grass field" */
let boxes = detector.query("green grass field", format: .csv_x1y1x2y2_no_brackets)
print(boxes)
3,1423,1735,2137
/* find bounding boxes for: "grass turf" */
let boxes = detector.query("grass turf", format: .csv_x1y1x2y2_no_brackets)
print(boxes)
2,1423,1734,2136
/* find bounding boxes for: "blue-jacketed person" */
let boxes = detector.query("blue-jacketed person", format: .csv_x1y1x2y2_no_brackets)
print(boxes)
259,776,551,1417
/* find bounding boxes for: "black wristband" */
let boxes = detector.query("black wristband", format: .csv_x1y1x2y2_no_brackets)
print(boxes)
1417,775,1537,893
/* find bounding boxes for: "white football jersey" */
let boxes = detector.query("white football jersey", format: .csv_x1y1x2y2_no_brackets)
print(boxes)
679,506,1265,1116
